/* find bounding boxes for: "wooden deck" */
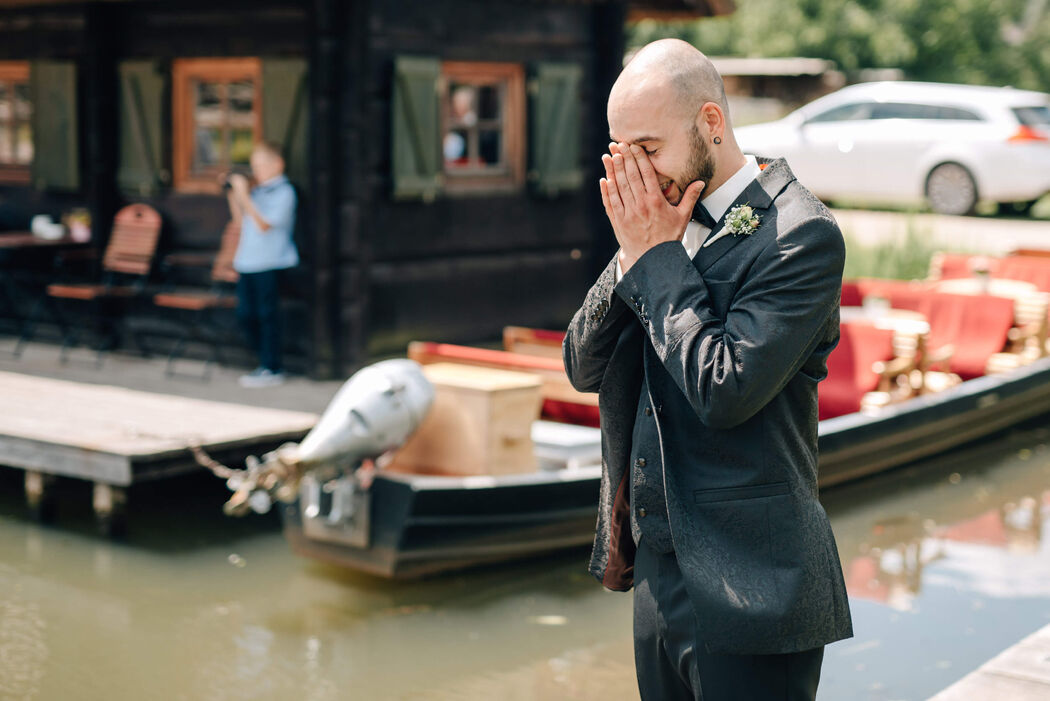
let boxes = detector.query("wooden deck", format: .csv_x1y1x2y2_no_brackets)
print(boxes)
0,370,317,486
930,623,1050,700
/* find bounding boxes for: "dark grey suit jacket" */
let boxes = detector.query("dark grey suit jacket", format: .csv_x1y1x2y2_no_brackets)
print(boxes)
563,157,854,655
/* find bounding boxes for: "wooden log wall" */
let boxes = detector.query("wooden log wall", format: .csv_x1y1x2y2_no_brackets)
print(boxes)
345,0,624,366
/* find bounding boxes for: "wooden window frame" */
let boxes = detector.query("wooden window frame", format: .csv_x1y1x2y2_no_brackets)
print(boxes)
0,61,31,185
440,61,525,195
172,57,262,194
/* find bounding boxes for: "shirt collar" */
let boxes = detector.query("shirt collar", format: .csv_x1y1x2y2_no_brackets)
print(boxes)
256,174,288,190
698,154,761,224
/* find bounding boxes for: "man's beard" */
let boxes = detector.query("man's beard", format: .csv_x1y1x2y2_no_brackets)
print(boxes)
674,125,715,198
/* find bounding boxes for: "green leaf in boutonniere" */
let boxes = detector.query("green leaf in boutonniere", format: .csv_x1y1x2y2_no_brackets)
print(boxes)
725,204,761,237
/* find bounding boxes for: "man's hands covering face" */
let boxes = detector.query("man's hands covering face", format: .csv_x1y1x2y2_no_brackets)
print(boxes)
600,142,705,275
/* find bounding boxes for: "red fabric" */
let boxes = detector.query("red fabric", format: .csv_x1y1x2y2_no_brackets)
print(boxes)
996,256,1050,292
840,280,863,307
932,254,999,281
528,328,567,342
819,321,896,420
854,278,934,311
541,399,601,428
916,293,1015,379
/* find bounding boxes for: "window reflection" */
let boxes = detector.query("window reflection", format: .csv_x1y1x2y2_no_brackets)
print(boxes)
191,78,256,175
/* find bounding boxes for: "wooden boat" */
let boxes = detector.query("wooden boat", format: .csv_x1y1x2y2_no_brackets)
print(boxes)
280,271,1050,578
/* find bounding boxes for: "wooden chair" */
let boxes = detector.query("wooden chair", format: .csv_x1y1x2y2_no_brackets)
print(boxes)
17,204,162,364
152,220,241,379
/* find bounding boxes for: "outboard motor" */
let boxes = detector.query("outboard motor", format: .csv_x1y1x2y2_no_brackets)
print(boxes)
200,359,434,516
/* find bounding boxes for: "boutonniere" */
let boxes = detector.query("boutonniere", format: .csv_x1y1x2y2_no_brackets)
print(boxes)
725,204,761,237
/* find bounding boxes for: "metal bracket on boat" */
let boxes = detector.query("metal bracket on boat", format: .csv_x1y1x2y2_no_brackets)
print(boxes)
301,473,372,548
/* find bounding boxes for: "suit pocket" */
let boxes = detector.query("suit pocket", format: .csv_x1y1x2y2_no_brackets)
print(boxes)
693,481,790,504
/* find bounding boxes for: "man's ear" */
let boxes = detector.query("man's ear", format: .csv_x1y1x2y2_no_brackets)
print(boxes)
695,102,725,141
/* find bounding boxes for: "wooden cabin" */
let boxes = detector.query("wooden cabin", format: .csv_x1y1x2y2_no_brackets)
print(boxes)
0,0,733,378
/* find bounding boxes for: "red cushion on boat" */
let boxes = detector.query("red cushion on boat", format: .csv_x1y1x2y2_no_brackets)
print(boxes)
916,292,1015,379
855,278,933,311
996,256,1050,292
932,254,999,281
819,320,896,420
528,328,567,343
840,280,863,307
411,342,565,372
542,399,601,428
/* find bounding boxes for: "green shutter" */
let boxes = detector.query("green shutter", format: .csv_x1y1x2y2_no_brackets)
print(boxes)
530,62,583,197
262,57,309,192
117,60,166,196
30,60,80,191
391,56,441,201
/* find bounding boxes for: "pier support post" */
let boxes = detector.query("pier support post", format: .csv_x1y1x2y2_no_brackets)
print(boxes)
24,471,56,523
93,483,127,538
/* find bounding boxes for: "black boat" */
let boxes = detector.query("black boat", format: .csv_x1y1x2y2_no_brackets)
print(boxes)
279,356,1050,579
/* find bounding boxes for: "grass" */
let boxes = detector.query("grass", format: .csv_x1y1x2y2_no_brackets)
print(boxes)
842,220,948,281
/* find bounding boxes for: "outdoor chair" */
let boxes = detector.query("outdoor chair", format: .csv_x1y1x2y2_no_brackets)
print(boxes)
16,204,162,365
152,220,240,379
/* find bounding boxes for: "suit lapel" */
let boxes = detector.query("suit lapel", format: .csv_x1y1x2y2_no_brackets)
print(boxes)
693,157,796,273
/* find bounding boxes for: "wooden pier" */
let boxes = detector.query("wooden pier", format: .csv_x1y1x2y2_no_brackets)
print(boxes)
931,623,1050,700
0,371,317,533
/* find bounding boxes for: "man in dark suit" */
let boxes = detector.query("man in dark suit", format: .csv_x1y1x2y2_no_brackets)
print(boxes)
564,39,853,700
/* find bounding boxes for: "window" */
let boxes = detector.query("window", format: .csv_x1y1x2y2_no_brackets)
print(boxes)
805,102,873,124
1013,105,1050,127
172,58,261,193
440,62,524,192
0,61,32,184
869,102,982,121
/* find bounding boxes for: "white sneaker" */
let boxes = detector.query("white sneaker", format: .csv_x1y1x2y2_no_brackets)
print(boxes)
239,367,286,388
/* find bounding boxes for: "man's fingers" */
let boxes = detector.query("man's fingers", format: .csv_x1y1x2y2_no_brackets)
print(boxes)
599,178,614,218
621,145,647,200
631,145,663,200
677,180,706,215
611,153,636,208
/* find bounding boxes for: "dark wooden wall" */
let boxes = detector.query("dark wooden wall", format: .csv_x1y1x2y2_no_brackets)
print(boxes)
343,0,624,367
0,0,630,377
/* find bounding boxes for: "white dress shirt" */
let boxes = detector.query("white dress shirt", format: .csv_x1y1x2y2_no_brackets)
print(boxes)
615,154,761,281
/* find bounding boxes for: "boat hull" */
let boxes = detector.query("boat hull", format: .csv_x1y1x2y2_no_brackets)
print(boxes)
283,357,1050,577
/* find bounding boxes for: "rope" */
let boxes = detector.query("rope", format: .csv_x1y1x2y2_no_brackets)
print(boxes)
186,440,240,479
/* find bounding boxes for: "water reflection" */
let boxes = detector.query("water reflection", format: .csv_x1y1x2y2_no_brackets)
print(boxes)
1,425,1049,700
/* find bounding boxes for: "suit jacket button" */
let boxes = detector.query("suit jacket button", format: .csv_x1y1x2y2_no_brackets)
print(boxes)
638,507,647,518
635,457,646,467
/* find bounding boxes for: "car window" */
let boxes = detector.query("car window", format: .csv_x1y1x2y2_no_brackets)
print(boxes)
869,102,982,121
804,102,873,123
1013,105,1050,126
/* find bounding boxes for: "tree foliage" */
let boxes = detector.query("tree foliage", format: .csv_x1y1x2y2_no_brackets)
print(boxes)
629,0,1050,91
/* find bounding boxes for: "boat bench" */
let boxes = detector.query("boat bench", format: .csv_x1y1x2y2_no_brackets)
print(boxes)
406,341,600,427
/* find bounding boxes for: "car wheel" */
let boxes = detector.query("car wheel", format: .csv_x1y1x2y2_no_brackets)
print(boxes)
925,162,978,216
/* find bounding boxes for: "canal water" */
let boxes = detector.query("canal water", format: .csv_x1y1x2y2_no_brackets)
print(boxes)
2,423,1050,701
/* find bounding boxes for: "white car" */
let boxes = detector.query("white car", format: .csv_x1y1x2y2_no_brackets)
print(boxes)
734,81,1050,216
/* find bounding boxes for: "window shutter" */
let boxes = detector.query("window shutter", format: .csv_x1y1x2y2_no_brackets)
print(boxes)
30,60,80,191
529,62,583,197
117,60,166,196
262,57,308,192
391,56,441,201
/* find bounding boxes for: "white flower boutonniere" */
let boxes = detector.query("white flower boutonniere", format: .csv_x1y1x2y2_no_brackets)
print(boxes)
725,204,761,237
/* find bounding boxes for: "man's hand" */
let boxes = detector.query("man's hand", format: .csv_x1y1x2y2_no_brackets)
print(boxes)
229,173,251,199
599,142,704,274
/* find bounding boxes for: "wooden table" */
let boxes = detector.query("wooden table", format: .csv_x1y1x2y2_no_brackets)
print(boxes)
0,371,317,533
0,231,83,249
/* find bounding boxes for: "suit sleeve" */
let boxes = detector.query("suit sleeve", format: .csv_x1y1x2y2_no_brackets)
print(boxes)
614,216,844,429
563,256,635,393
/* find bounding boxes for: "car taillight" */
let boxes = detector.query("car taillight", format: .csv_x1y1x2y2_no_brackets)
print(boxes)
1008,125,1050,143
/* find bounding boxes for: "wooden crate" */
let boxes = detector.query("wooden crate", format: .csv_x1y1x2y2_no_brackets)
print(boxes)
389,362,543,475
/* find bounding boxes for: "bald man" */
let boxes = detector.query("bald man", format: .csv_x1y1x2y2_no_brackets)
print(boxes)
564,40,852,700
